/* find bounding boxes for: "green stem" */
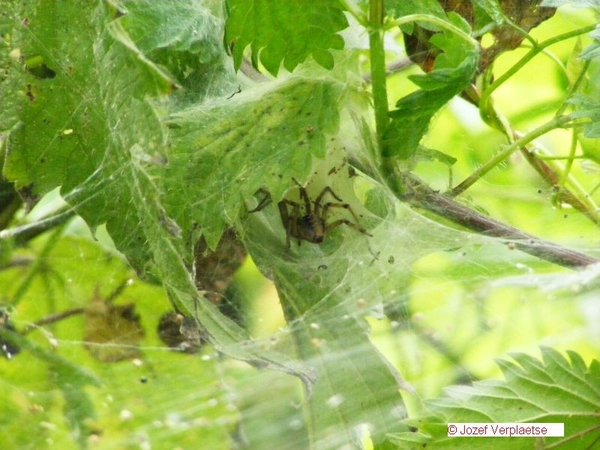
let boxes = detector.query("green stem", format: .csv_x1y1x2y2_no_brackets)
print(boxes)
561,130,579,187
9,225,65,307
556,58,590,118
368,0,388,150
401,171,599,269
480,25,596,120
450,114,575,197
0,207,75,245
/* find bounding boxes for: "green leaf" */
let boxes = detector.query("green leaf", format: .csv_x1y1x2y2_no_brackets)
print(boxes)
383,89,455,160
113,0,238,105
3,1,174,268
163,77,344,249
579,27,600,60
567,94,600,138
274,266,410,448
0,327,100,447
391,348,600,449
224,0,348,75
113,0,222,54
1,0,316,388
383,19,478,159
472,0,506,29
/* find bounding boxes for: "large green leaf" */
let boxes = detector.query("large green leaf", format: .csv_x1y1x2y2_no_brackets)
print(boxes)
225,0,348,75
391,348,600,449
112,0,238,106
162,76,344,250
382,12,478,159
1,0,316,386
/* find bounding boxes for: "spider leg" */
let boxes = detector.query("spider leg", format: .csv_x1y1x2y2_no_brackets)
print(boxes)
248,188,272,213
322,203,372,236
313,186,343,217
315,186,343,204
292,178,312,215
325,219,371,236
278,199,302,248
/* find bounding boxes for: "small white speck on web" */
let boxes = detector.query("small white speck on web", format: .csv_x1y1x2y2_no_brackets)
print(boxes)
326,394,345,409
289,418,303,430
352,422,373,445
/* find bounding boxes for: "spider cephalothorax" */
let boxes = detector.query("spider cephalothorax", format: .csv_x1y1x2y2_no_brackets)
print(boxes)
250,178,372,247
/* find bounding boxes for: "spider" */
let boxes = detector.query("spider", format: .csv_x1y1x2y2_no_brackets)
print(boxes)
249,178,372,248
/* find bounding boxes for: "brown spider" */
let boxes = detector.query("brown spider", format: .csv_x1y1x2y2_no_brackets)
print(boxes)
250,178,372,248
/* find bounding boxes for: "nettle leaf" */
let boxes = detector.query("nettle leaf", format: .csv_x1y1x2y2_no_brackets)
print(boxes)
388,0,506,34
568,94,600,138
3,1,316,385
113,0,222,54
391,348,600,449
472,0,506,30
113,0,237,105
579,27,600,60
383,16,478,159
225,0,348,75
163,77,344,249
3,1,175,268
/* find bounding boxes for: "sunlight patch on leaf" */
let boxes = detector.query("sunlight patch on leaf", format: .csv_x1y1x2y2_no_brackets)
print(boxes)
489,261,600,292
111,0,222,55
541,0,600,8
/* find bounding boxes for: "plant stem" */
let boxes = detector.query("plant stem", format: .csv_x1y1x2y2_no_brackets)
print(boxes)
350,155,598,269
450,114,574,197
400,172,599,269
0,206,75,245
368,0,388,150
22,308,86,335
9,225,65,307
480,25,596,120
561,130,579,187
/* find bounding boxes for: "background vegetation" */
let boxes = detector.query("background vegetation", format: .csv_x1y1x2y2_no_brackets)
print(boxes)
1,0,599,449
